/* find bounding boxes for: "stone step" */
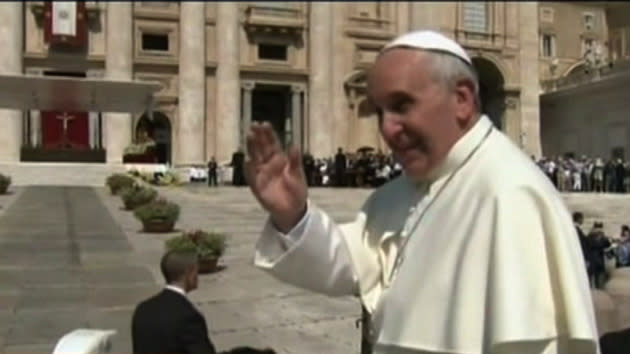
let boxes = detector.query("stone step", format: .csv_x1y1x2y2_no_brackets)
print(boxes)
0,163,124,186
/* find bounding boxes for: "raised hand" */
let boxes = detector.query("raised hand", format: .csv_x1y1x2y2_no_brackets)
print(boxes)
244,121,307,232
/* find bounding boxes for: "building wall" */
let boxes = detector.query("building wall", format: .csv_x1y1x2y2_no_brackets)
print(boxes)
537,2,607,81
6,2,543,164
541,74,630,159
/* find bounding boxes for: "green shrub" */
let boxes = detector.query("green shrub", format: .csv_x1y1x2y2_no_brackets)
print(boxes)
133,198,180,225
121,185,157,210
0,174,11,194
105,173,135,195
165,230,227,260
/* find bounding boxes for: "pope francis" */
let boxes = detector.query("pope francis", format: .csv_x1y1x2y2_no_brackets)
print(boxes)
244,30,600,354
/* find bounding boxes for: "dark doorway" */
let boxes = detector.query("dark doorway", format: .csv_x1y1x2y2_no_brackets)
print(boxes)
251,84,292,147
472,58,506,130
136,111,172,164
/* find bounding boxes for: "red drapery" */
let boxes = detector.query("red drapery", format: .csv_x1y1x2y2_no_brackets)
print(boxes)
41,111,89,150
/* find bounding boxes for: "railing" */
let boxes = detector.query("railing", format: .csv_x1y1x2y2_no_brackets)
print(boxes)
542,58,630,93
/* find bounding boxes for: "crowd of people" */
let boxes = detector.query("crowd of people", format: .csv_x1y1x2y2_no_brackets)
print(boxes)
537,156,630,193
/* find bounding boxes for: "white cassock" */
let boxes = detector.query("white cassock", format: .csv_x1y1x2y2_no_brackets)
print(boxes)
254,115,600,354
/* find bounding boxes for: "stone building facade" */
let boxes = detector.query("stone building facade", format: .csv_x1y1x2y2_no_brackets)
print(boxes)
0,2,543,165
539,3,630,159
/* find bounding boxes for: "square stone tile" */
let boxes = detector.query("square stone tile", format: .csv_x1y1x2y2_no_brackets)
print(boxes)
20,269,83,287
85,308,133,353
17,287,87,311
77,240,132,253
3,343,54,354
0,293,18,313
87,284,160,308
80,265,154,286
7,309,88,346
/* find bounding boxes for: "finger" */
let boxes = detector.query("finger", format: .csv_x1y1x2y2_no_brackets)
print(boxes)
260,122,281,160
287,146,303,174
246,129,263,165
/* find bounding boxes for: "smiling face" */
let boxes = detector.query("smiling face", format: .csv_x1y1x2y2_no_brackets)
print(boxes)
367,48,478,181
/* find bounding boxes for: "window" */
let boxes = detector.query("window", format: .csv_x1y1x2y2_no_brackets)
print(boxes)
583,12,595,31
258,44,288,61
540,7,554,23
541,34,556,58
462,2,488,33
141,33,169,52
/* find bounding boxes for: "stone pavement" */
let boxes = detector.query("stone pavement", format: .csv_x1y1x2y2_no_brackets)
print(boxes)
0,187,159,354
99,185,370,354
0,184,628,354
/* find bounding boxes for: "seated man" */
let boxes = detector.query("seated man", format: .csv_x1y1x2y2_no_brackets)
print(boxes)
132,251,276,354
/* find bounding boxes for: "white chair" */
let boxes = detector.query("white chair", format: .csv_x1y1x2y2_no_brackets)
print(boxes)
53,329,117,354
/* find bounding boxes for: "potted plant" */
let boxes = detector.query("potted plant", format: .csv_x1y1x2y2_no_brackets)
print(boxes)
105,173,135,195
133,198,180,233
0,174,11,195
120,185,158,210
165,230,227,273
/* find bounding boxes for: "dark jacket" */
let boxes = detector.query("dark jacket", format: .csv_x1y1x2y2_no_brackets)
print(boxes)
600,327,630,354
132,289,216,354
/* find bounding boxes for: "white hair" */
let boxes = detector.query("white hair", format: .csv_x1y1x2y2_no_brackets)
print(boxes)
424,51,481,111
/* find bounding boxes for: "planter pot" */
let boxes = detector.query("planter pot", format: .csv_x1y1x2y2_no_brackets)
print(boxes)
142,220,175,233
198,257,220,274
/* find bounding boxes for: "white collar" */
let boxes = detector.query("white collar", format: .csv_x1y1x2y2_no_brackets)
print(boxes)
165,284,187,297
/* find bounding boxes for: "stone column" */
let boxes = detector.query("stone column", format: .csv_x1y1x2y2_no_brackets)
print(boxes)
518,2,541,157
0,2,23,162
30,111,41,147
291,85,303,150
87,70,103,149
240,81,255,149
104,2,133,163
308,2,333,158
215,2,240,163
178,1,206,165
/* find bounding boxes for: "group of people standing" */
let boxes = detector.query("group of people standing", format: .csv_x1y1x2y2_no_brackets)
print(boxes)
538,156,630,193
574,212,630,289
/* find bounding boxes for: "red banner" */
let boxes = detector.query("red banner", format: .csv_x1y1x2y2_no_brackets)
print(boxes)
44,2,87,48
41,111,89,150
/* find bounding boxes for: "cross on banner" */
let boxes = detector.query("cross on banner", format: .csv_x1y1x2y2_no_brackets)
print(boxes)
56,112,75,147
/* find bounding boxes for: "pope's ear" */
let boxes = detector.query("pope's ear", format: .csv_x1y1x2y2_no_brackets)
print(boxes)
453,78,476,123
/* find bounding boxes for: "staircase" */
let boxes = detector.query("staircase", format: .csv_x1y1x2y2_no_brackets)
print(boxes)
0,163,125,186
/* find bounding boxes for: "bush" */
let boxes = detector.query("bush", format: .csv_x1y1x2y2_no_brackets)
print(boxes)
165,230,227,260
156,170,181,186
133,198,180,225
0,174,11,194
120,185,157,210
105,173,135,195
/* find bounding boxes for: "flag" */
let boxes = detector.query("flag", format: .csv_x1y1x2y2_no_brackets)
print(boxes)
52,2,77,37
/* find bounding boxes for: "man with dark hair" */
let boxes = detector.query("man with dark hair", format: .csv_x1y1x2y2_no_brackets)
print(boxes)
132,251,277,354
132,251,216,354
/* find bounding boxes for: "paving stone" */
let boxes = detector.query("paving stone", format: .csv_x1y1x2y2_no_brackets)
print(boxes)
7,309,88,346
86,284,160,308
80,265,154,286
85,308,134,353
3,343,54,354
17,286,87,311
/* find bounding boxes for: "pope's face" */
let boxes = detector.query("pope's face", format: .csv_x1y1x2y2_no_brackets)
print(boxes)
367,49,474,180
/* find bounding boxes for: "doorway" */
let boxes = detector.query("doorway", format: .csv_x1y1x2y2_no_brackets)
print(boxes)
472,58,506,130
251,84,292,147
136,111,172,164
